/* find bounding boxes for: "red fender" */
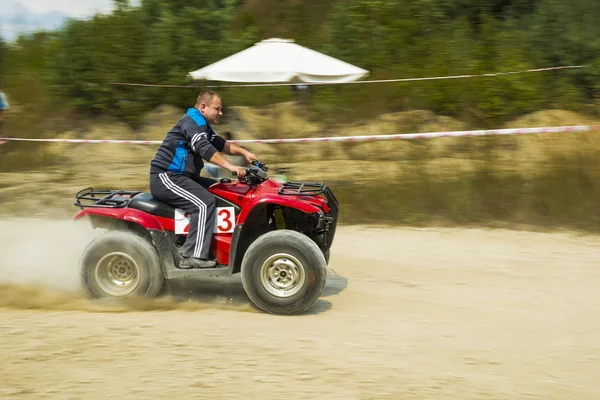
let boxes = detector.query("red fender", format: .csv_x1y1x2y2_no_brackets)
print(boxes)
74,208,165,231
237,194,322,224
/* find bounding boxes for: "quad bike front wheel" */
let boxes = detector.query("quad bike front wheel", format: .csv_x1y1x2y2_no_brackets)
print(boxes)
241,230,327,315
81,231,164,298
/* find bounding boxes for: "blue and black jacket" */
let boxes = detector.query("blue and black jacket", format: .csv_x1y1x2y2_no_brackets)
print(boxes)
150,108,226,180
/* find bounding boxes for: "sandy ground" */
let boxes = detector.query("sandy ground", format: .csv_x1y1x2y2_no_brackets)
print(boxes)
1,220,600,399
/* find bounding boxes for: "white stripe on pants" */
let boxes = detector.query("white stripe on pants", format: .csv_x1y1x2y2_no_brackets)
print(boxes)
158,173,207,258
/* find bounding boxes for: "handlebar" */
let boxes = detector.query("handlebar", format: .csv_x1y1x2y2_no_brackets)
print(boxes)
232,160,269,185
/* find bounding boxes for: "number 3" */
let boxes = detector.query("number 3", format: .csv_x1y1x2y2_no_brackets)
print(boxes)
215,207,235,233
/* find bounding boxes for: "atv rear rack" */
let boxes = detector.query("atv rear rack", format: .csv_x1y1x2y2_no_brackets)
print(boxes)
74,187,142,209
278,182,325,196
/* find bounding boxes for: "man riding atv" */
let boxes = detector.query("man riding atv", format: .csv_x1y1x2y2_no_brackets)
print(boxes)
150,91,258,269
74,91,338,314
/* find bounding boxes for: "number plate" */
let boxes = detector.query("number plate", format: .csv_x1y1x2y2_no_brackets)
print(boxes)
174,207,235,235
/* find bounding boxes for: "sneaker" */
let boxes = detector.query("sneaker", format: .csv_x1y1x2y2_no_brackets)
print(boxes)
179,257,217,269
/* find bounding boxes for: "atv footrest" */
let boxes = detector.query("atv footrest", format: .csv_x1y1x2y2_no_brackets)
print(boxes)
165,266,231,280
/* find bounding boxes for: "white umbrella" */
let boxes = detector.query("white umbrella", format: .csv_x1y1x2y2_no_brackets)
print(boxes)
188,38,368,83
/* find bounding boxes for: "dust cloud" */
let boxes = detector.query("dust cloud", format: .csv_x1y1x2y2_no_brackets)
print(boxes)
0,218,255,312
0,218,96,291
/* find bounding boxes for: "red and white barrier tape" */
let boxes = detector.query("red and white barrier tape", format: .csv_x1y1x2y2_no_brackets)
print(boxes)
231,125,596,143
0,125,598,146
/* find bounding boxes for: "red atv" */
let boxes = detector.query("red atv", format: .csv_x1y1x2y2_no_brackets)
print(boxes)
73,162,338,315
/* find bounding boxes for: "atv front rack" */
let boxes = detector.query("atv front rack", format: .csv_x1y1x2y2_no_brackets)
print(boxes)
74,187,142,209
278,182,325,196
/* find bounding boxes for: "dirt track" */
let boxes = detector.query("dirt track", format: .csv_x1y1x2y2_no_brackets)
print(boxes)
1,220,600,399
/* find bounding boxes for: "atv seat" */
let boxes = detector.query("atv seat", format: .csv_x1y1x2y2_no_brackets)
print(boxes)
127,192,175,218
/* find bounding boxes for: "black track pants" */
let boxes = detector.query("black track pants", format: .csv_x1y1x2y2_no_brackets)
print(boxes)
150,172,216,259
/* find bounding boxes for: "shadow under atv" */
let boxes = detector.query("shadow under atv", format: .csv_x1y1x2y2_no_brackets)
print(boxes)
160,268,348,315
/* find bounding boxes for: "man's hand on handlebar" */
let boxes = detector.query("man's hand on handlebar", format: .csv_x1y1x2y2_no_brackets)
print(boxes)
244,151,258,165
231,166,247,178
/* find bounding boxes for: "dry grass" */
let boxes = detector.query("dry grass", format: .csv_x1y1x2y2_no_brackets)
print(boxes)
2,104,600,229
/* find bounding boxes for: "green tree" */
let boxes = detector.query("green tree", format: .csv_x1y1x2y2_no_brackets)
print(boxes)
529,0,600,106
1,0,598,128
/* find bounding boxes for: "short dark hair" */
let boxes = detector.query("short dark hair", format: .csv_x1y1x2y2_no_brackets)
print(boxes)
196,90,221,107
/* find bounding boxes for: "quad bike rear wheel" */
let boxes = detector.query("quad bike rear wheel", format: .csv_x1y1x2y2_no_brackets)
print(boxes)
81,231,164,298
241,230,327,315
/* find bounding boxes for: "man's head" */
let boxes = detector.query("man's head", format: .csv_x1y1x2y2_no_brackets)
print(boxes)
195,90,223,125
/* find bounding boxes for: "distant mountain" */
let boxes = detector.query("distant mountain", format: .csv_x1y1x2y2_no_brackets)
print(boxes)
0,1,70,42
